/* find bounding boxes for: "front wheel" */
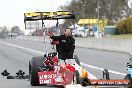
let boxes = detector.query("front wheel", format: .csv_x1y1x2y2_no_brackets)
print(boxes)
124,74,131,79
103,69,110,80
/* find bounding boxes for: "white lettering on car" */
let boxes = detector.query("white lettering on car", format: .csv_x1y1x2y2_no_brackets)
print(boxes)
39,73,63,84
40,79,52,84
44,75,48,79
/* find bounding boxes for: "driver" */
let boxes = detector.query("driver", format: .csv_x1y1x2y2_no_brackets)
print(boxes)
49,28,75,60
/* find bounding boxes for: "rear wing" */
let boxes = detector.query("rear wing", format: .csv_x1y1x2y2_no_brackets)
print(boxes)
24,11,75,21
24,11,75,29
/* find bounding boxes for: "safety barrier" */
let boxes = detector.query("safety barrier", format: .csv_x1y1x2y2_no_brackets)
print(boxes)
16,35,132,53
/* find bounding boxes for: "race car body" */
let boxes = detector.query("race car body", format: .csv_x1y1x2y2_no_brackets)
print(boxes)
37,58,97,86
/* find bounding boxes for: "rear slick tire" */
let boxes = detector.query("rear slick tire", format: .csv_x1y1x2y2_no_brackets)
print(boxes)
29,56,46,86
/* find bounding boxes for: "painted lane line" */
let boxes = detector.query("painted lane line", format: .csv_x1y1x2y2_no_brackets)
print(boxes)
0,41,45,55
0,40,127,76
81,62,104,71
81,62,127,76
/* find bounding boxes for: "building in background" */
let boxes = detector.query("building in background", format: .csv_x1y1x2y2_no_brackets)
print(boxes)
78,19,108,31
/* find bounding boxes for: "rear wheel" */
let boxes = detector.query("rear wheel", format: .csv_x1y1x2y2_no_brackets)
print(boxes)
29,56,46,86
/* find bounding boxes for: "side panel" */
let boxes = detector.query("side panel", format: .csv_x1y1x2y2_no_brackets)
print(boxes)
38,66,74,85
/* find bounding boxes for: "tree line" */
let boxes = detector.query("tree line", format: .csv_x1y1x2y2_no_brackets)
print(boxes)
0,26,22,38
60,0,131,26
116,17,132,34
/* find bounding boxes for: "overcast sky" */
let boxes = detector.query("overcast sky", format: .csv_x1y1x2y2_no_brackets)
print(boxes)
0,0,71,30
0,0,131,30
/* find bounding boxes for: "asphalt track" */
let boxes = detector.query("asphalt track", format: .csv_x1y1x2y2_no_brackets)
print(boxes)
0,38,130,88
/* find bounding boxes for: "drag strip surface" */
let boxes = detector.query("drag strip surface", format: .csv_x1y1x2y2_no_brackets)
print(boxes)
0,39,129,88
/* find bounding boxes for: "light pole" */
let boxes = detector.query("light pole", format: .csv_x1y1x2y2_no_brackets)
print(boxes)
81,1,87,28
97,0,100,36
36,9,39,30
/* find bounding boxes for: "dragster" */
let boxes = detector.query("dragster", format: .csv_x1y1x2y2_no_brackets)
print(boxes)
24,11,98,88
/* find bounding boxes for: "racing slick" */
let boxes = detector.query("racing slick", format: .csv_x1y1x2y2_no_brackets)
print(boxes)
50,28,75,60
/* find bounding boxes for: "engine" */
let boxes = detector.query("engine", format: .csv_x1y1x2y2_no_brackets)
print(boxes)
43,52,58,71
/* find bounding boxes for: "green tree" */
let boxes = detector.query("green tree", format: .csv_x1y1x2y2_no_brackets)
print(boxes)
116,17,132,34
60,0,130,25
0,26,9,38
11,26,22,35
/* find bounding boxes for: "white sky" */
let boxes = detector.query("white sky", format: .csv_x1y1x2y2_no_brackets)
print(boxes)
0,0,132,31
0,0,71,30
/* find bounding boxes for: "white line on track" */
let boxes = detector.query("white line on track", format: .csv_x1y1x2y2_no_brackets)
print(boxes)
0,40,45,55
81,62,126,76
0,40,127,76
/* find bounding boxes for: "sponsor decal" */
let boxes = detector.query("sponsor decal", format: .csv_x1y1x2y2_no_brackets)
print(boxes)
39,74,57,79
40,79,51,84
38,72,63,84
89,80,130,86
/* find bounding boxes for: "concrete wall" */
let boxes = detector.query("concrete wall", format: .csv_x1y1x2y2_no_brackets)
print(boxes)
75,38,132,53
16,36,132,53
